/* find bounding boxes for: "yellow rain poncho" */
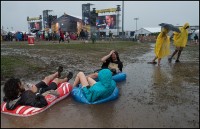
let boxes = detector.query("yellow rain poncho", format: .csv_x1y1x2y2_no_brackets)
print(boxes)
154,28,170,58
173,22,190,47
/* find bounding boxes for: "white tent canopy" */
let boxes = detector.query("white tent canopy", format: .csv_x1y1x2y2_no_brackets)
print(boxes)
9,31,17,34
135,27,161,35
194,29,199,34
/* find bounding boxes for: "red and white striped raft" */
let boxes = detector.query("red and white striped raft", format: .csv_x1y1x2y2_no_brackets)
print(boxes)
1,82,72,117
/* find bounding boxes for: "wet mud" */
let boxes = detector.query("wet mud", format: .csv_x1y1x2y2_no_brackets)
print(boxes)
1,42,199,128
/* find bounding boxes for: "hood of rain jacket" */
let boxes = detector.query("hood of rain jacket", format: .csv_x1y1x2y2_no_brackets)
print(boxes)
173,22,190,47
98,69,113,88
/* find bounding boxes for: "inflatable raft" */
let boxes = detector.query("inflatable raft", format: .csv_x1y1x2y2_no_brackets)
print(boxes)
1,82,72,117
71,85,119,104
112,72,126,82
71,72,125,104
94,72,126,82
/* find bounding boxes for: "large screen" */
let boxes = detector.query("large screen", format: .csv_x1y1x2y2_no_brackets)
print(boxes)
29,21,42,30
82,4,91,25
96,15,116,30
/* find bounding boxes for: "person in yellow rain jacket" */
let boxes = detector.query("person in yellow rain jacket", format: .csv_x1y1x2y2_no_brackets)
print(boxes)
149,27,170,66
168,23,190,63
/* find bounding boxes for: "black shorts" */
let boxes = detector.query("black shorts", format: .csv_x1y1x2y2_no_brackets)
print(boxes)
35,81,57,94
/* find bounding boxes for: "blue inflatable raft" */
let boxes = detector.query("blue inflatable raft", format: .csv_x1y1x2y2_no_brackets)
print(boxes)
94,72,126,82
112,72,126,82
71,86,119,104
71,72,126,104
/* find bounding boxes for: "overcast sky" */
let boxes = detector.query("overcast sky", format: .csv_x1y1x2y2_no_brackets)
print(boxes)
1,1,199,32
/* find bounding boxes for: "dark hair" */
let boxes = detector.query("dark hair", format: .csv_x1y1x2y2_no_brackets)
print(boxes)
3,77,22,101
109,51,121,62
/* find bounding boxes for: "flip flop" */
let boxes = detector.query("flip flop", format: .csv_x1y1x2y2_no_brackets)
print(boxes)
66,72,73,81
58,66,63,78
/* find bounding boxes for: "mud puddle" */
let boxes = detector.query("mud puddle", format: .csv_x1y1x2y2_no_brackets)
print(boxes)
1,44,199,128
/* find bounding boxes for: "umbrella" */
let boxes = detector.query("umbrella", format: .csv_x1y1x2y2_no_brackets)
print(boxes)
159,23,180,33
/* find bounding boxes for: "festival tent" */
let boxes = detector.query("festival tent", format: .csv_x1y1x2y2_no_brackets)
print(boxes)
9,31,17,35
134,27,161,35
194,29,199,34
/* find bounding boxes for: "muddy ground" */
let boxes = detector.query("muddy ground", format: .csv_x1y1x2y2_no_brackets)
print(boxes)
1,41,149,82
1,41,199,128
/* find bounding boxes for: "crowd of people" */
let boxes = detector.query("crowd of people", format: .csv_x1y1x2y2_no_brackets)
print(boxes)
2,28,91,43
3,31,29,41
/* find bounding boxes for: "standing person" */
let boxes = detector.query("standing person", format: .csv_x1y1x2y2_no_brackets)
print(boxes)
48,32,51,41
15,32,18,41
80,29,85,41
72,69,116,102
36,31,40,42
91,32,97,44
21,33,24,41
53,31,57,41
24,32,27,41
85,30,89,43
105,15,116,29
42,31,45,40
194,34,198,44
168,23,190,63
109,30,113,41
3,66,73,110
88,50,123,79
45,31,48,41
65,32,70,43
59,28,64,43
148,27,170,66
76,33,79,40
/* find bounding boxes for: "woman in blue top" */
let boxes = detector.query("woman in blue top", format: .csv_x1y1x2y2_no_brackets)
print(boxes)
72,69,116,102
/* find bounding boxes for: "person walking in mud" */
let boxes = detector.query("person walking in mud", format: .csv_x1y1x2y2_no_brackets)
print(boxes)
109,30,113,42
194,34,198,44
79,29,85,42
59,28,65,43
148,27,170,66
3,66,73,110
168,22,190,63
85,30,89,43
88,50,123,79
65,32,70,43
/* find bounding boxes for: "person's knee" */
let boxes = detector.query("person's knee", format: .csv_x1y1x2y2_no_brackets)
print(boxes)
43,76,51,82
52,78,59,84
78,71,84,76
87,73,97,79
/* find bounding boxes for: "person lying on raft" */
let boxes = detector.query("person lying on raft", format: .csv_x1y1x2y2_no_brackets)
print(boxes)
73,69,116,102
3,66,73,110
88,50,123,79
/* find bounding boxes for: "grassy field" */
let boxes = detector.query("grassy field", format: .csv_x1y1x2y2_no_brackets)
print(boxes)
1,41,151,83
1,40,143,52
